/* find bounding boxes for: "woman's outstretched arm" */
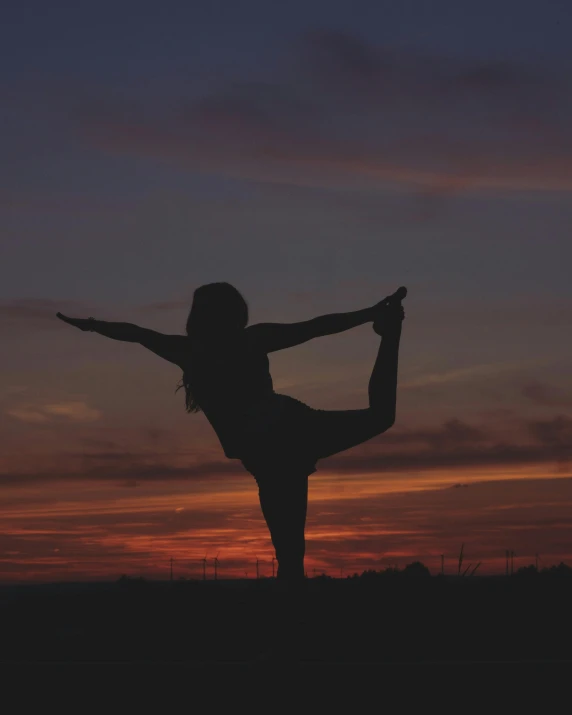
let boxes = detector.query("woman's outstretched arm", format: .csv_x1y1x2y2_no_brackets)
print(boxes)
245,306,376,353
56,313,188,366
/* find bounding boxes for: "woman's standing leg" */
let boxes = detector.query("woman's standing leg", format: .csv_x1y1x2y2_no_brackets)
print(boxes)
256,473,309,659
257,474,308,582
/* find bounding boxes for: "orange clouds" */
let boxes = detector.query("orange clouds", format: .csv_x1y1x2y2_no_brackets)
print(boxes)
3,397,571,582
2,469,572,582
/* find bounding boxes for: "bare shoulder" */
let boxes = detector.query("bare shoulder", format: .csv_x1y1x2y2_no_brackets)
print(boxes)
243,323,270,350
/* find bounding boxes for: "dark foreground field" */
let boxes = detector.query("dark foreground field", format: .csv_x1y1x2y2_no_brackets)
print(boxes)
2,566,572,664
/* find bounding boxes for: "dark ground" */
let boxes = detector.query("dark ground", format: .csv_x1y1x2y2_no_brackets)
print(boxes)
3,569,572,702
2,566,572,664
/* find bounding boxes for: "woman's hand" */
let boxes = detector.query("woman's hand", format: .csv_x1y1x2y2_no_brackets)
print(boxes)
369,286,407,335
372,303,405,337
56,313,94,331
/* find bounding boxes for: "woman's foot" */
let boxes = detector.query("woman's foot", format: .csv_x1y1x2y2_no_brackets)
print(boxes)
373,303,405,336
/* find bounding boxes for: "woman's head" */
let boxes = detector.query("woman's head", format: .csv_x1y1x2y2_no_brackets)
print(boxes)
177,282,248,413
185,282,249,339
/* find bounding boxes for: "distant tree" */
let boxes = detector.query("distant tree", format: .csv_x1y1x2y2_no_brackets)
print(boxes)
402,561,431,579
543,562,572,578
515,564,538,578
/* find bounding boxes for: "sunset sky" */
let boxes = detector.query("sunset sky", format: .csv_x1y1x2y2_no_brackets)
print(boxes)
2,0,572,582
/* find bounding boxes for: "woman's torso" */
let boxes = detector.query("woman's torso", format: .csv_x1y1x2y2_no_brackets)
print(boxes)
183,329,276,457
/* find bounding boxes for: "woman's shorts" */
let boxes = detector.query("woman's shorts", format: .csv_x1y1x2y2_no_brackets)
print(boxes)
237,392,380,487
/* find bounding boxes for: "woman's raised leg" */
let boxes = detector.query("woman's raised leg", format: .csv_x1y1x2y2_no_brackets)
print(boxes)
305,309,404,462
368,311,403,420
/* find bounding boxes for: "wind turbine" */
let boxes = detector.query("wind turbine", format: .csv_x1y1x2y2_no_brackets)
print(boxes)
214,552,220,581
255,556,260,580
201,554,207,581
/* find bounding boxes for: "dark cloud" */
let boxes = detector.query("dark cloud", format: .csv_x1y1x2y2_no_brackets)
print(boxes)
453,62,536,93
325,441,572,475
0,454,248,487
323,413,572,474
522,380,572,407
141,427,169,445
379,418,488,448
77,31,572,195
299,29,385,86
299,30,544,106
76,451,246,483
527,414,572,447
80,437,122,451
1,413,571,489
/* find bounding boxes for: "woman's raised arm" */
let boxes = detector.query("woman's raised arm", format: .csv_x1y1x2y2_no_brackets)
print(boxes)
245,306,375,353
244,287,407,353
56,313,188,366
57,313,149,341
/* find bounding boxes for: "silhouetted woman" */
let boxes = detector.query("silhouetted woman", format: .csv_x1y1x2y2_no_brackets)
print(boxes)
56,283,405,583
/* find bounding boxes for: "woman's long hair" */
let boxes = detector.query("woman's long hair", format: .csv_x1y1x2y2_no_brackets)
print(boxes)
175,282,249,413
